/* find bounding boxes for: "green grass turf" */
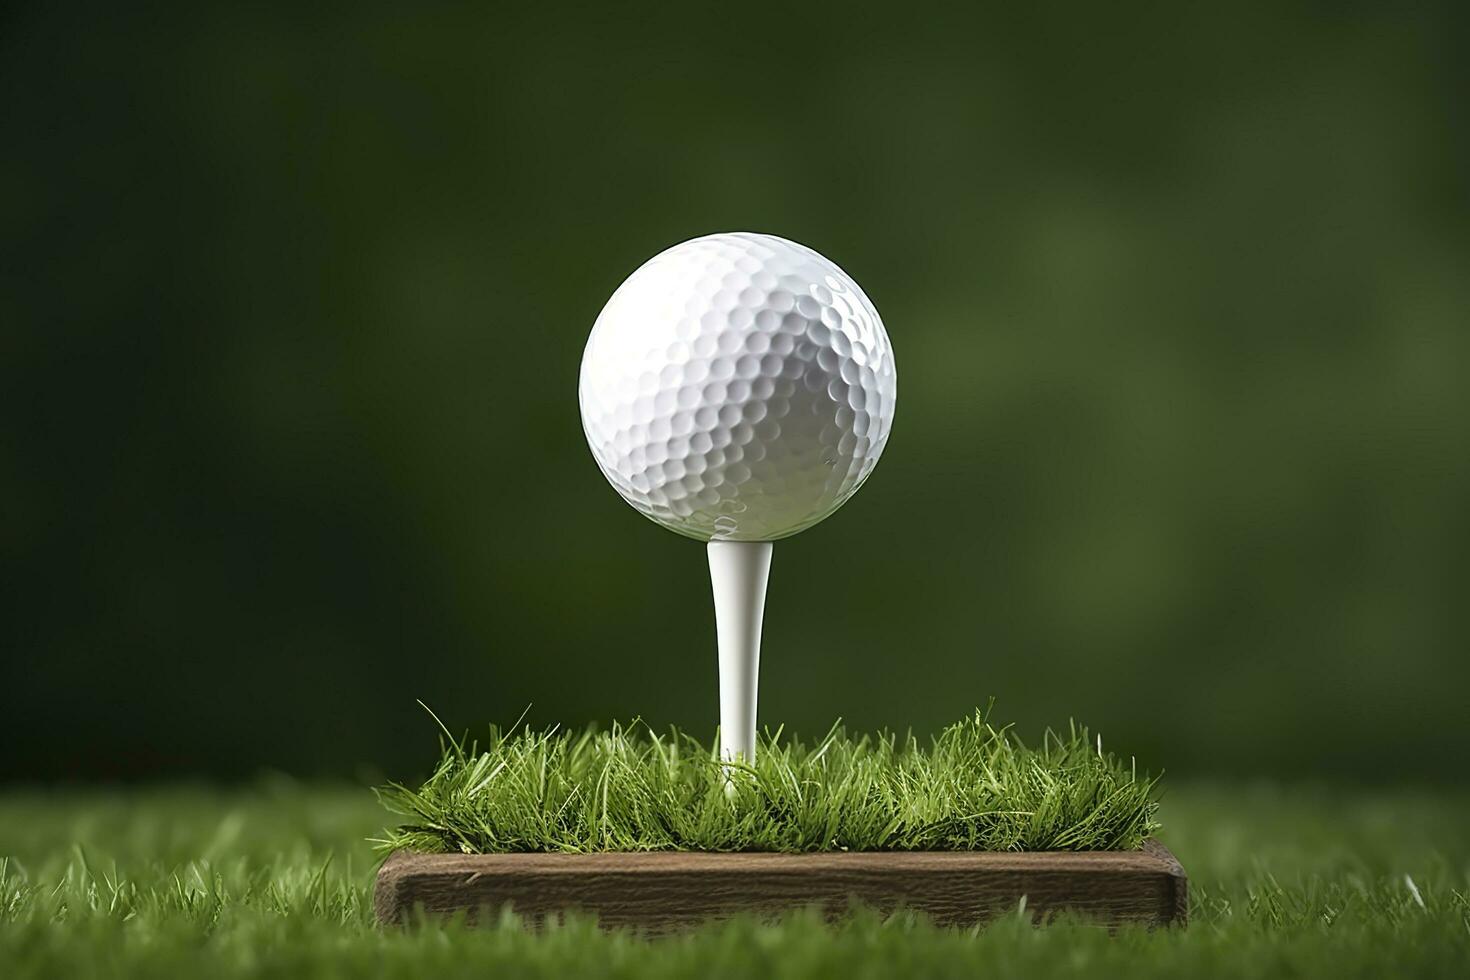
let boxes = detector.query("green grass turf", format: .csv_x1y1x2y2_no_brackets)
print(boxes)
1,782,1467,978
375,711,1159,854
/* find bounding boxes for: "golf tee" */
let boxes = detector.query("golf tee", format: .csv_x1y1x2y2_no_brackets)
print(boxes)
707,539,773,767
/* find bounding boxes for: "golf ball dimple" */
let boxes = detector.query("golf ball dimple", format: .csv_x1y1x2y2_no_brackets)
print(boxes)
579,232,897,541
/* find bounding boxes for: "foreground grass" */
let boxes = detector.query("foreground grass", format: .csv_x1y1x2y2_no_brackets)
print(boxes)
376,711,1159,854
1,781,1467,978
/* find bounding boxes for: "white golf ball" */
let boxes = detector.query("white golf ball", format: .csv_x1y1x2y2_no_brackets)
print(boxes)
579,232,897,542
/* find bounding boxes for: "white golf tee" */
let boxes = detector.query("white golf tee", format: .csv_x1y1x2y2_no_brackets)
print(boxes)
707,540,773,765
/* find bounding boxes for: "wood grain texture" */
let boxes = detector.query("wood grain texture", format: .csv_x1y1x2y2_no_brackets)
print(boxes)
374,839,1187,932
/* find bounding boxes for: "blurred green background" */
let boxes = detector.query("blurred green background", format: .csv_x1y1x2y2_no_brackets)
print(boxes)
3,2,1466,785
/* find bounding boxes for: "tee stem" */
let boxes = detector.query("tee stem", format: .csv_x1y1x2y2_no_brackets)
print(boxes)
707,540,773,766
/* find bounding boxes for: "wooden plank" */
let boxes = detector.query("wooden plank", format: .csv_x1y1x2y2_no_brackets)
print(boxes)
374,839,1187,931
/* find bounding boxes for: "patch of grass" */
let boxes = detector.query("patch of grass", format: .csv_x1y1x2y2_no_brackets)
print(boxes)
373,709,1160,854
0,783,1467,978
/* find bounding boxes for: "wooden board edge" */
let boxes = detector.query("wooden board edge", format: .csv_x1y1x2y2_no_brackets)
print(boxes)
1141,838,1189,925
374,838,1190,929
373,850,421,926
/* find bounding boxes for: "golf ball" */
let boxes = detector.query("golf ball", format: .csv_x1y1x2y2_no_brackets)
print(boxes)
579,232,897,541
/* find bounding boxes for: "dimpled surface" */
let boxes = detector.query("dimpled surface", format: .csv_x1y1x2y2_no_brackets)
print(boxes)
579,232,897,542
